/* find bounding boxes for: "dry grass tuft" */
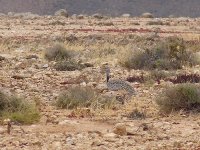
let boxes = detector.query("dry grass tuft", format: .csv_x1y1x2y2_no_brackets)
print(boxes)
156,84,200,113
54,60,85,71
0,91,40,124
119,37,199,70
55,86,117,110
44,43,74,61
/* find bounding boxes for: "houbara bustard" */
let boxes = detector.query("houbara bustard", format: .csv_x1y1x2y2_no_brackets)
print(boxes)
105,67,136,99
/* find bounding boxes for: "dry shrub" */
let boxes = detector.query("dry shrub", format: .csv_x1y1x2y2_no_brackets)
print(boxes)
44,44,74,61
168,74,200,84
54,60,85,71
156,84,200,113
127,109,146,120
56,86,117,110
150,70,171,81
119,37,199,70
0,91,40,124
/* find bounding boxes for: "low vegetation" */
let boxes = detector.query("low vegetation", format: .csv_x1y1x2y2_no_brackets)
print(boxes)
0,91,40,124
119,37,199,70
156,84,200,113
44,43,74,61
168,73,200,84
55,86,117,110
127,109,146,120
54,60,85,71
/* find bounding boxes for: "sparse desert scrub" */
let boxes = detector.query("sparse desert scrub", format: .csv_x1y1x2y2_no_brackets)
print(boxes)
119,37,199,70
146,20,170,26
156,84,200,113
149,70,173,82
54,60,86,71
167,73,200,84
0,91,40,124
55,86,117,110
44,43,74,61
127,109,146,120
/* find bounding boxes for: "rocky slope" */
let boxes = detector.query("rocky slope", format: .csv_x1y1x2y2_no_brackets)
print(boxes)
0,0,200,17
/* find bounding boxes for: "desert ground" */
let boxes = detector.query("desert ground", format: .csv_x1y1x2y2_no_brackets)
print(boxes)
0,14,200,150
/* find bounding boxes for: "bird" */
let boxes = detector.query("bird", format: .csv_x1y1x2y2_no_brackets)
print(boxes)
105,66,136,97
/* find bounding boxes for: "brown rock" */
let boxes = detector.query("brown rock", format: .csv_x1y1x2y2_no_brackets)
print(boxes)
113,123,127,136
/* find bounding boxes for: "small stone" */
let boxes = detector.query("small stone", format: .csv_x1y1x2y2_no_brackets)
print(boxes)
77,14,84,19
43,64,49,68
91,139,104,146
104,133,118,138
66,137,76,145
141,12,154,18
58,120,79,125
55,9,68,17
113,123,127,136
0,55,5,61
122,14,131,18
92,13,104,19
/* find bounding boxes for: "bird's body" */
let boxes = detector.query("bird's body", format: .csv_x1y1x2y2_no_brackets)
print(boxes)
106,79,135,96
105,67,136,96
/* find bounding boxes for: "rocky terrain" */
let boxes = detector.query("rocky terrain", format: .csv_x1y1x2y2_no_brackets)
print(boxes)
0,14,200,149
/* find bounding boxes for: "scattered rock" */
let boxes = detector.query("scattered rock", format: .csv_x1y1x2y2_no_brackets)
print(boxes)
141,12,154,18
55,9,68,17
122,14,131,18
77,14,84,19
58,120,79,125
113,123,127,136
42,64,49,68
91,139,104,146
0,55,5,61
104,133,118,138
92,13,104,19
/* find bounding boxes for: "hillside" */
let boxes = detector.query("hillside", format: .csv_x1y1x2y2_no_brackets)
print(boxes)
0,0,200,17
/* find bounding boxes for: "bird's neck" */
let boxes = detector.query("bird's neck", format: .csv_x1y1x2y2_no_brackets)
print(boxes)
106,73,110,82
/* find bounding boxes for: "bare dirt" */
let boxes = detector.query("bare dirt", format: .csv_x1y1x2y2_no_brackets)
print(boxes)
0,15,200,149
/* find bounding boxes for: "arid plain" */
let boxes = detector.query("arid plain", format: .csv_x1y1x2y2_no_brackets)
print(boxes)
0,14,200,149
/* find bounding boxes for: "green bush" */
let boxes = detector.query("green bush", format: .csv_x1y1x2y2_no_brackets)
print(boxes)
56,86,117,109
0,91,40,124
156,84,200,113
44,44,73,61
119,37,198,70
